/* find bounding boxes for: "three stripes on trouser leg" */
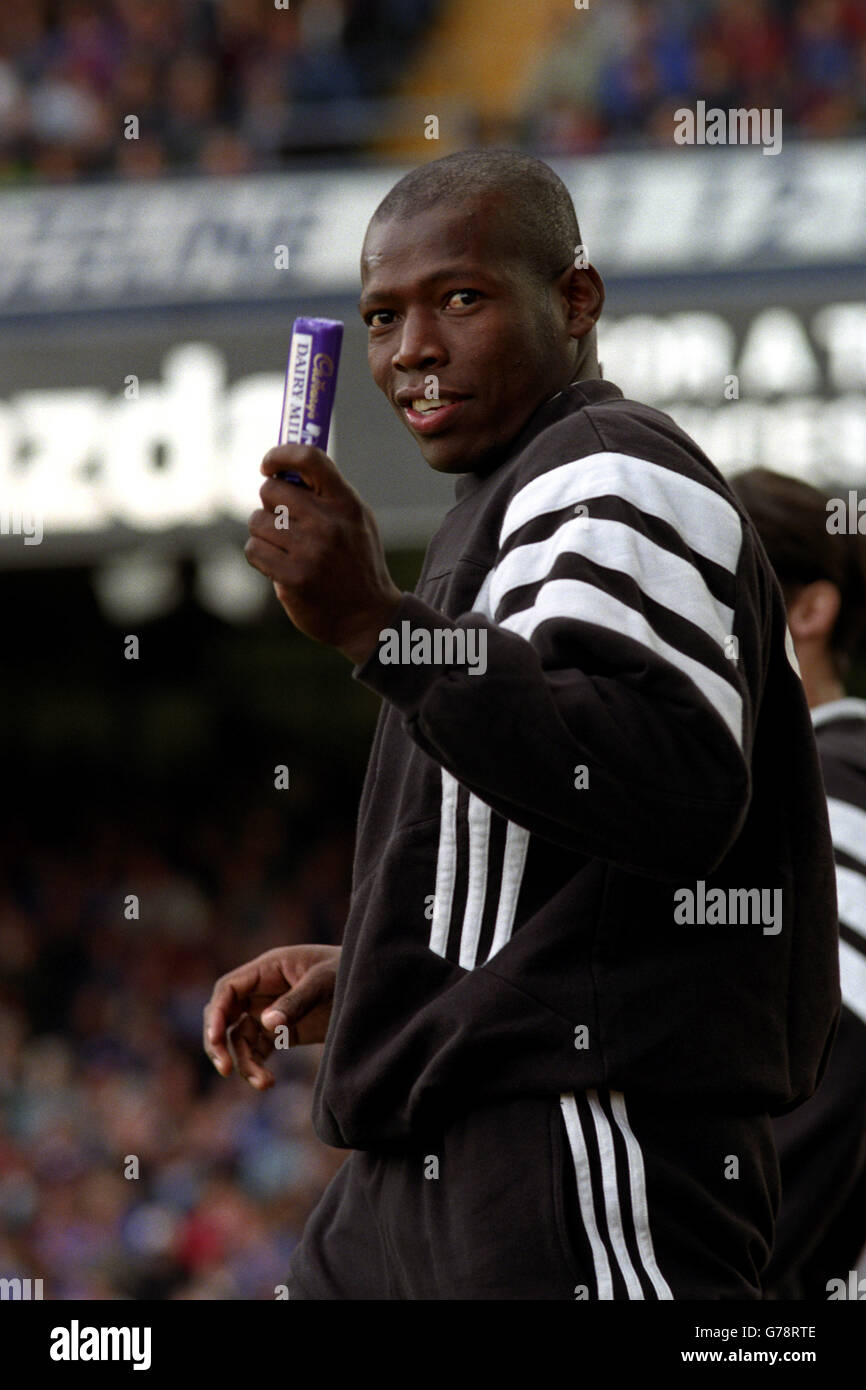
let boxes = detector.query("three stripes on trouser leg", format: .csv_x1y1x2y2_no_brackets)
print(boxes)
559,1088,673,1300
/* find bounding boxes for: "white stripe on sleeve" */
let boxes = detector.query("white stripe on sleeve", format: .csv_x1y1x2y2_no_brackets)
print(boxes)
499,452,743,576
827,797,866,872
489,515,735,643
428,769,458,957
836,864,866,942
484,819,530,962
840,937,866,1026
501,578,743,749
458,795,491,969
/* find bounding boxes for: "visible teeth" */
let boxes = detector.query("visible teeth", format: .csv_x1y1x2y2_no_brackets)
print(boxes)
412,398,444,412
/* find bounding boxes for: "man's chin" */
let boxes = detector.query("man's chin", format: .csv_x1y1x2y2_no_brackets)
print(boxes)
426,447,514,479
414,431,504,475
420,446,469,474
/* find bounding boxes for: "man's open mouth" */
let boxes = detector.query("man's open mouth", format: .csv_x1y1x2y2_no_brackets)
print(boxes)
400,396,468,434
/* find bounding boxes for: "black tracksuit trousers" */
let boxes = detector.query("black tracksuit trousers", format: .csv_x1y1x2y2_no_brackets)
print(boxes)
288,1088,778,1300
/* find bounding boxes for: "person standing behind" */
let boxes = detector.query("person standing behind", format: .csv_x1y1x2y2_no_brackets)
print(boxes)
731,467,866,1300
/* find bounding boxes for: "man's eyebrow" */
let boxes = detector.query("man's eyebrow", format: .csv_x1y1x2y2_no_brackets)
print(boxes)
358,265,494,311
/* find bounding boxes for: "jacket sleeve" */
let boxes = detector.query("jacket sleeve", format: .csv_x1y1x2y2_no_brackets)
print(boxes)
355,449,766,880
817,737,866,1025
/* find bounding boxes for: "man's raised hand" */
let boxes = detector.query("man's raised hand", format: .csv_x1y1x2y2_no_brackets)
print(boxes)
245,445,402,666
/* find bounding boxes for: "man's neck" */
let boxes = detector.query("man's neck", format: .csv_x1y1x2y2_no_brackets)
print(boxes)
800,661,845,711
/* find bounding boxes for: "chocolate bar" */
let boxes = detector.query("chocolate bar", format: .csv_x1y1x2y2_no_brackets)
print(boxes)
277,317,344,483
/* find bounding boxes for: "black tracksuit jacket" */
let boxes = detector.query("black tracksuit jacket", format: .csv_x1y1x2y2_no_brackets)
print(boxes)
311,379,841,1152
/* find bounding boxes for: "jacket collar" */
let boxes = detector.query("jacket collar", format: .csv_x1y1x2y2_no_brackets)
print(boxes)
453,379,624,501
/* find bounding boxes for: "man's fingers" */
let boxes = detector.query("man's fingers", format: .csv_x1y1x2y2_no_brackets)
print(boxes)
203,967,267,1073
260,446,356,504
260,991,294,1032
261,444,361,511
244,533,299,586
260,966,333,1032
229,1014,275,1091
203,979,246,1075
247,507,296,556
257,477,317,517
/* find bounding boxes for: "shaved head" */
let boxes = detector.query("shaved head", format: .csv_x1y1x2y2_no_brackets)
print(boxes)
369,149,582,286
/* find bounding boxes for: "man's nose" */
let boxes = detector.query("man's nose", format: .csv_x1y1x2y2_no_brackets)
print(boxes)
391,310,447,372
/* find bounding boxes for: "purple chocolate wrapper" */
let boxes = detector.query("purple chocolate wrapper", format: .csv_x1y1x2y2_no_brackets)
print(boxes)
277,317,343,482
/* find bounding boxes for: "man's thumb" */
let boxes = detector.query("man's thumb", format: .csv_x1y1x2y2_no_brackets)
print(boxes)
261,992,295,1033
261,965,333,1034
261,972,324,1032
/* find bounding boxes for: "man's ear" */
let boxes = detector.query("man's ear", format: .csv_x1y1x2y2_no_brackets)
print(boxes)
558,263,605,341
786,580,841,645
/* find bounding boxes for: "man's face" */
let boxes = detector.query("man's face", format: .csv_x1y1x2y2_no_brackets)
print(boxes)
359,197,576,473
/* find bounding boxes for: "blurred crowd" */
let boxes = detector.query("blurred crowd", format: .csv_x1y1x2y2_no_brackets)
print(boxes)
0,802,354,1300
0,0,864,183
0,0,439,180
522,0,866,154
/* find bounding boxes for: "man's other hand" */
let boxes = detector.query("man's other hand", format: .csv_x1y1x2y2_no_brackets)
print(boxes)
203,944,341,1090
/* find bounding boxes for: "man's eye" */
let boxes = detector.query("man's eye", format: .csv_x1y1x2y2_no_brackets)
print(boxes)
445,290,480,309
367,310,395,328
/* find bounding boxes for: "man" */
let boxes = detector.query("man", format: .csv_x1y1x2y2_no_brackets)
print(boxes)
203,150,839,1299
730,467,866,1300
